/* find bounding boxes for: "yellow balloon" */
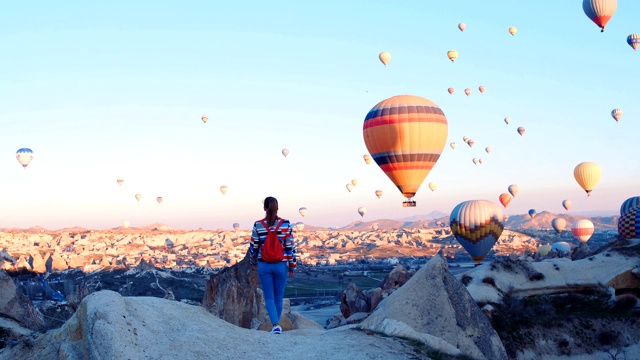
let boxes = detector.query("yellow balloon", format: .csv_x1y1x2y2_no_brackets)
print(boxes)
379,51,391,66
509,27,517,36
447,50,458,62
573,162,602,197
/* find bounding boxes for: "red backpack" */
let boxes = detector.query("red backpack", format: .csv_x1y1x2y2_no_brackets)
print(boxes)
260,218,285,263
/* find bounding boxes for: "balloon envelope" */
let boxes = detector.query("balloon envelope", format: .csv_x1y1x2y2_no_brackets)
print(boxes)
428,182,437,191
135,194,142,201
450,142,456,150
375,189,383,198
458,23,466,32
351,179,358,186
562,200,572,211
117,178,124,186
551,218,566,234
528,209,536,218
508,184,519,197
282,148,289,157
628,34,640,51
478,86,485,93
201,115,208,123
485,147,491,154
620,196,640,216
611,109,622,122
346,183,354,192
447,50,458,62
363,154,372,165
372,223,379,231
358,207,367,217
448,87,454,95
517,126,525,136
16,148,34,168
508,27,517,36
583,0,617,32
504,117,510,124
363,95,448,204
499,193,512,208
618,206,640,239
220,186,229,195
299,207,308,217
122,220,130,229
295,222,305,231
538,244,552,256
233,223,240,231
571,219,594,243
467,139,474,148
551,242,571,254
464,88,471,96
156,197,163,204
379,51,391,66
573,162,602,196
449,200,504,263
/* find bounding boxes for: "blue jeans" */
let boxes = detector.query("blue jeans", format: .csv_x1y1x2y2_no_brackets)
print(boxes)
257,261,288,326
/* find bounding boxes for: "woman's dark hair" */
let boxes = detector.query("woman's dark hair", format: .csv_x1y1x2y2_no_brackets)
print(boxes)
263,197,279,226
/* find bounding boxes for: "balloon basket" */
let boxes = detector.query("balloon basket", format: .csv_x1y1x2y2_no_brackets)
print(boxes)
402,200,416,207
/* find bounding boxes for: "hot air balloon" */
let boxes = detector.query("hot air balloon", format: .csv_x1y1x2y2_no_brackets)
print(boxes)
562,200,572,211
611,109,622,122
233,223,240,231
479,86,485,93
478,159,484,165
363,95,448,207
472,158,479,165
504,117,510,125
379,51,391,66
467,139,475,148
503,214,509,222
295,222,305,232
618,206,640,239
135,194,142,201
571,219,594,243
156,196,163,204
499,193,512,208
528,209,536,218
450,142,456,150
628,34,640,51
620,196,640,215
351,179,358,186
464,88,472,96
551,242,571,254
508,184,519,197
375,189,383,198
372,223,379,231
16,148,34,169
551,217,566,234
583,0,617,32
201,115,208,123
299,207,308,217
517,126,525,136
363,154,372,165
117,178,124,186
538,244,552,256
220,185,229,195
346,183,354,192
462,136,469,142
508,27,517,36
429,182,437,191
449,200,504,264
458,23,466,32
573,162,602,197
447,50,458,62
485,147,491,154
448,87,454,95
282,148,289,157
358,207,367,217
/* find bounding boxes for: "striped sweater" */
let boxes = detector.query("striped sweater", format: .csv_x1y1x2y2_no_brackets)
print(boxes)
249,217,296,270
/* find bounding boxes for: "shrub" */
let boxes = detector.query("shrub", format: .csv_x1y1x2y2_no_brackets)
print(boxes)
461,274,472,286
482,277,496,287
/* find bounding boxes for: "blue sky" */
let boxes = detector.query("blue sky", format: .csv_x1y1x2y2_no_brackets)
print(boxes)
0,1,638,230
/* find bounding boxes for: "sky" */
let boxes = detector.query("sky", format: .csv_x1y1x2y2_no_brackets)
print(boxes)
0,1,639,230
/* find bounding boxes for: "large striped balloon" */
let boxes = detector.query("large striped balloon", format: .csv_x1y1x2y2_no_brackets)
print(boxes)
618,206,640,239
449,200,504,263
571,219,594,243
620,196,640,216
363,95,448,203
582,0,617,32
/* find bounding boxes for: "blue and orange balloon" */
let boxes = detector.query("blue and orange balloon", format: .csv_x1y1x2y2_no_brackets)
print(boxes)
363,95,448,207
450,200,504,264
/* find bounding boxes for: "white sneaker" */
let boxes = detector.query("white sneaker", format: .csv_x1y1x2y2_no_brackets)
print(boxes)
270,324,282,334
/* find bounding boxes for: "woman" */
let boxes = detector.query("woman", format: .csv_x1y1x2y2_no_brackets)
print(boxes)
250,196,296,334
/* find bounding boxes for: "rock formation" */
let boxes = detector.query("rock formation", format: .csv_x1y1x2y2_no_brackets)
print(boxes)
358,253,508,360
0,270,44,342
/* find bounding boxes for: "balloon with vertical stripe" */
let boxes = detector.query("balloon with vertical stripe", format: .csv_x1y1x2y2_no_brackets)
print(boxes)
620,196,640,216
573,162,602,197
363,95,448,202
582,0,617,32
450,200,504,264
